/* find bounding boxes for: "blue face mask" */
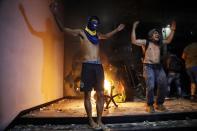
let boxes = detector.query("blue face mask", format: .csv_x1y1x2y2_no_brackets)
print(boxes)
88,19,99,31
85,16,100,45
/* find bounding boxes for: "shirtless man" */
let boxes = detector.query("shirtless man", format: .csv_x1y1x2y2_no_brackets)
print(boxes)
131,20,176,113
50,3,125,129
68,17,124,130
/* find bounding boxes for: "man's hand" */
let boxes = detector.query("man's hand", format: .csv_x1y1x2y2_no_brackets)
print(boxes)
163,20,176,44
116,24,125,32
49,1,59,15
170,20,176,31
133,21,140,29
98,24,125,40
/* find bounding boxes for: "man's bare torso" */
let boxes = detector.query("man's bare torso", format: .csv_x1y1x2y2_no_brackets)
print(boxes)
143,41,161,64
79,30,100,62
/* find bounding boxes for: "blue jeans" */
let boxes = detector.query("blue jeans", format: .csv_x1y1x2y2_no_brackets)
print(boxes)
143,64,167,105
167,72,182,97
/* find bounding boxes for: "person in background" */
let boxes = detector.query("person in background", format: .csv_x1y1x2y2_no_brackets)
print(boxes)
182,42,197,101
131,20,176,113
165,53,183,98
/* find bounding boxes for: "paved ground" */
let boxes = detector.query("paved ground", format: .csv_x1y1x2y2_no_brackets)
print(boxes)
8,98,197,131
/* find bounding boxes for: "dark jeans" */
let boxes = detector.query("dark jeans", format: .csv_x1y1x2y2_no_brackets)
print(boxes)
167,72,182,97
143,64,167,105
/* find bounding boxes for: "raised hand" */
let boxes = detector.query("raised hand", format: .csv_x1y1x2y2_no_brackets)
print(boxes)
49,1,59,15
133,21,140,28
116,24,125,32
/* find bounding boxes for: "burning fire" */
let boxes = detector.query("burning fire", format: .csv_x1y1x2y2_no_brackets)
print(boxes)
104,78,112,96
91,90,96,104
91,73,126,103
90,77,112,104
104,74,126,103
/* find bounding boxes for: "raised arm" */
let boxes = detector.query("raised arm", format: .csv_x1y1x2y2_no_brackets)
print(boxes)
49,2,82,37
163,20,176,44
98,24,125,40
63,28,83,37
49,1,64,32
131,21,146,46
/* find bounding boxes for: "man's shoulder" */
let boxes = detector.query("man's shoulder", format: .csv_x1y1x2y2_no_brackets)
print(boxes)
78,29,86,38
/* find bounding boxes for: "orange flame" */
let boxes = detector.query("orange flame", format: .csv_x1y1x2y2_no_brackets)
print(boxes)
104,79,112,95
91,72,126,103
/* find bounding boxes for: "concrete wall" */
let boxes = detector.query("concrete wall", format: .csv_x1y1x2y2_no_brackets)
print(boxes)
0,0,64,130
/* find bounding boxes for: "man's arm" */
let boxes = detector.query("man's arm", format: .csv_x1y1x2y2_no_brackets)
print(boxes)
131,21,146,46
163,20,176,44
49,2,82,37
98,24,125,40
51,13,82,37
64,28,83,37
54,17,83,38
49,1,64,32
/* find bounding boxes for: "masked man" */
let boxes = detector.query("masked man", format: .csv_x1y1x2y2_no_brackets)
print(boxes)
50,3,125,128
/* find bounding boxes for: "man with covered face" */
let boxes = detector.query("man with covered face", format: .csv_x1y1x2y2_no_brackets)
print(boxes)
131,21,176,113
50,3,125,129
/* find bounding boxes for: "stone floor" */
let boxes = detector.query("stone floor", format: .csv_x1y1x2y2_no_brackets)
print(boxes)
23,97,197,118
